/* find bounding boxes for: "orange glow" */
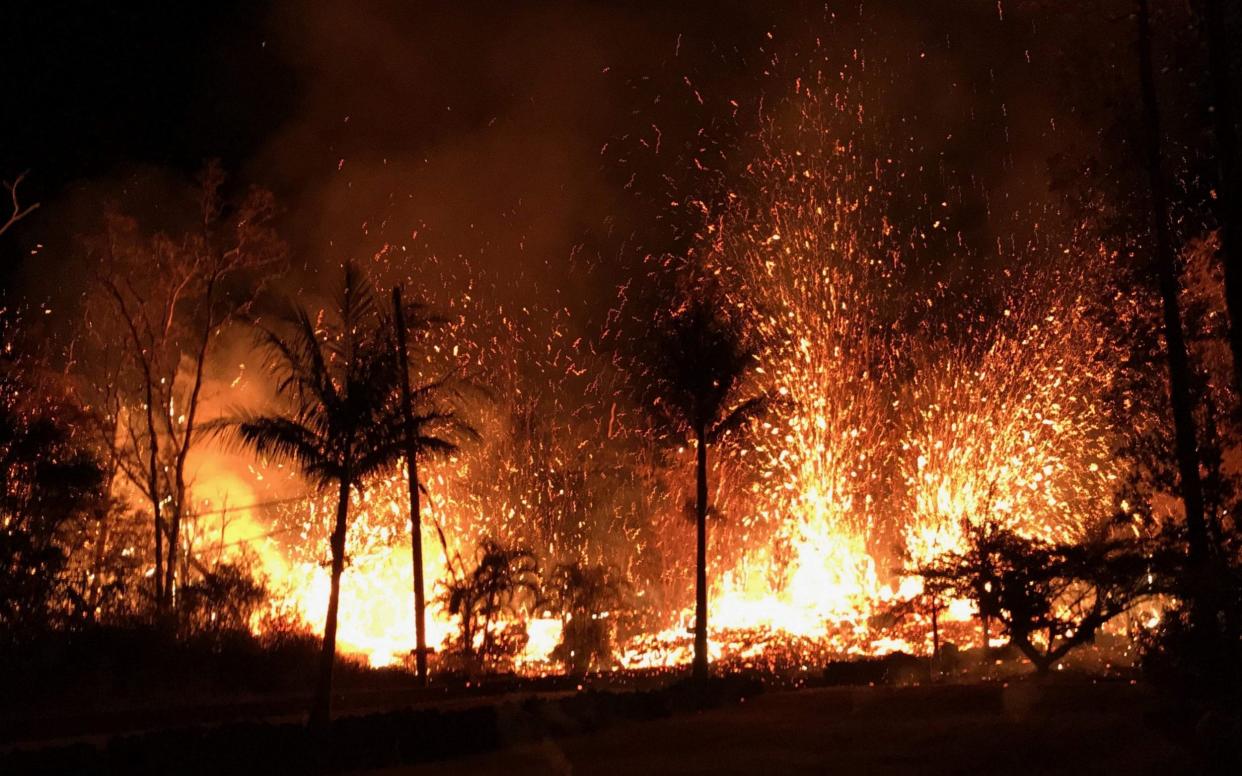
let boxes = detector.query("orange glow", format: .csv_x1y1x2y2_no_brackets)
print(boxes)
187,76,1133,675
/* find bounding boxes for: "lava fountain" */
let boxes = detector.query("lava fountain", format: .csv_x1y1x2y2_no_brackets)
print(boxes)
229,64,1127,673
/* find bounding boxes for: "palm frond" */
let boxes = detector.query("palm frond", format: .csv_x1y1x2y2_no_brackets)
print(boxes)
229,413,339,488
708,393,784,445
226,262,421,492
642,287,767,436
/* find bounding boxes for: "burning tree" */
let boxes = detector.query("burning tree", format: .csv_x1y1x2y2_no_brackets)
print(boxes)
918,521,1155,674
438,539,540,672
638,280,773,680
220,261,405,728
82,162,283,616
546,561,628,674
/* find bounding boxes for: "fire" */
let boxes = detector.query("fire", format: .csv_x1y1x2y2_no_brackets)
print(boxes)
596,68,1127,668
899,289,1121,567
192,62,1132,675
273,540,453,669
713,523,880,637
250,468,562,669
221,261,1120,672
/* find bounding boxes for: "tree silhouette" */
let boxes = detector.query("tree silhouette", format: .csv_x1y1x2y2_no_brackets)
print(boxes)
390,285,475,685
0,325,105,638
640,284,772,680
919,522,1155,674
546,561,627,674
438,539,540,671
1134,0,1209,570
176,558,268,639
218,262,404,729
87,163,284,615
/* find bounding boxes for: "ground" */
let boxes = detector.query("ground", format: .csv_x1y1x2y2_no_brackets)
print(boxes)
380,681,1189,775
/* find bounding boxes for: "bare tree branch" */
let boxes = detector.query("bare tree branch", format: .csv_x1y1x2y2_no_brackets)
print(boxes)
0,171,40,237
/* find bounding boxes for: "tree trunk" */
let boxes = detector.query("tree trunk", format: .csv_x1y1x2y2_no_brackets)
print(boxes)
393,286,429,686
164,503,180,613
475,582,502,672
143,380,165,612
164,276,216,614
311,477,351,730
1135,0,1210,568
692,426,709,681
88,514,110,619
1205,0,1242,398
407,445,428,682
462,598,475,658
1012,636,1047,674
482,591,495,665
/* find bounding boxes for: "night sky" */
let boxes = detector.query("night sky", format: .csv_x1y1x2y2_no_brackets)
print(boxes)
1,2,290,188
1,1,1179,311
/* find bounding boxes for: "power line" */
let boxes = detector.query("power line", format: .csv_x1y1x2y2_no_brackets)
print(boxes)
189,495,314,518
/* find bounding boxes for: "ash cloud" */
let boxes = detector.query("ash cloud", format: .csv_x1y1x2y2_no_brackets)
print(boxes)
6,1,1145,322
237,0,1133,318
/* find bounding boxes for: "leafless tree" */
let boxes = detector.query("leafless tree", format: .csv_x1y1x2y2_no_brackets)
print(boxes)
83,162,284,614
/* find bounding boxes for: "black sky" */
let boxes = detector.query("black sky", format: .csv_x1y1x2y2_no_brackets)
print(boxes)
1,1,1173,310
1,1,292,187
1,0,292,294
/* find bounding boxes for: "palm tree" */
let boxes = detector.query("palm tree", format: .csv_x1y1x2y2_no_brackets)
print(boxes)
221,262,403,728
438,539,540,670
390,285,475,685
641,286,772,680
547,561,628,674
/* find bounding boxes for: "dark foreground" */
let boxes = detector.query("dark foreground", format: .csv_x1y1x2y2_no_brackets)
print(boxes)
7,677,1229,774
0,678,757,774
385,682,1195,776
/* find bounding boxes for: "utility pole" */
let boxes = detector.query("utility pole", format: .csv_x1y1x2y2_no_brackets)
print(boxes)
393,285,429,685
